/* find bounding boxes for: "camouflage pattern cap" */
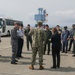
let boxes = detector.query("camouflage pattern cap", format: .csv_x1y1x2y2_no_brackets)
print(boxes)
37,21,43,25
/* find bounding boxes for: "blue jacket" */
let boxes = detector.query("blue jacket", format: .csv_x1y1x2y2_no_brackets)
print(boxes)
62,30,70,42
70,28,75,38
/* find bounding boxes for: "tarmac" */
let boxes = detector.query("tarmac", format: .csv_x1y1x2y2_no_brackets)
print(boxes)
0,37,75,75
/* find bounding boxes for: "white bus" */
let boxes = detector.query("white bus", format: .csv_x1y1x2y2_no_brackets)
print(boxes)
0,17,23,36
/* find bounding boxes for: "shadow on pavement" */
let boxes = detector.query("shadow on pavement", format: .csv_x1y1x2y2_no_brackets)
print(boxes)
60,54,68,56
22,52,32,54
20,57,31,59
0,56,11,63
19,61,45,65
0,56,46,65
44,67,75,72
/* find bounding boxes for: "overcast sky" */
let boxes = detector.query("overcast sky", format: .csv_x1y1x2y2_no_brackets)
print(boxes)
0,0,75,27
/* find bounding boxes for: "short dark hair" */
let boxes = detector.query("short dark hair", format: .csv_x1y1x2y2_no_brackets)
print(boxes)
72,24,75,27
20,24,23,27
45,24,49,27
27,24,30,27
56,25,60,27
64,26,67,29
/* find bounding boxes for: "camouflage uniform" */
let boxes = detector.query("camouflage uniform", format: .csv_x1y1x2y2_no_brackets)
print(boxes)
73,32,75,54
11,28,18,63
24,28,32,51
29,27,45,66
0,31,1,42
44,29,52,54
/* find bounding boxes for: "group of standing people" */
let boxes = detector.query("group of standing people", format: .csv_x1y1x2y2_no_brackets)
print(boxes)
10,21,75,70
28,23,75,70
61,25,75,57
28,22,62,70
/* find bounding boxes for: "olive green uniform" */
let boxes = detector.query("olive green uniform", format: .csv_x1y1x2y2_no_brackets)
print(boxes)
73,32,75,54
29,27,45,66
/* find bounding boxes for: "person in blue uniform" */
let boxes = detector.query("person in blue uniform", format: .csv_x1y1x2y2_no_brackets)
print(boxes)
11,22,19,64
17,24,24,58
62,26,70,53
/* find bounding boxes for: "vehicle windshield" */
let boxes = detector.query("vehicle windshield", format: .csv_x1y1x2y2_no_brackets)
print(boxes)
0,19,2,28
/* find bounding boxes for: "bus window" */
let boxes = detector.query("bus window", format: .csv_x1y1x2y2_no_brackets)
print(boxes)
6,19,14,26
2,20,6,33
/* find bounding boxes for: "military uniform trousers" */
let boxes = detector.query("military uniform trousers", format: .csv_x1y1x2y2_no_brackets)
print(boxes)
26,36,32,50
11,42,18,63
44,41,50,54
31,47,43,66
73,41,75,54
69,39,73,51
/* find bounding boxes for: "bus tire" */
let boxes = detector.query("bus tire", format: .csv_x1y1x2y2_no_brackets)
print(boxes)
7,31,10,36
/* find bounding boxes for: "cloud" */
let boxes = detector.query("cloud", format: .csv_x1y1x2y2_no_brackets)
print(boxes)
54,10,74,15
48,10,75,27
23,13,36,26
1,0,75,27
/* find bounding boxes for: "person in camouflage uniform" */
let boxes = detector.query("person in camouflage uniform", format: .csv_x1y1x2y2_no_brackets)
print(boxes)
11,22,19,64
68,24,75,51
29,21,45,70
0,31,1,56
0,31,1,42
73,26,75,57
44,25,52,55
24,24,32,51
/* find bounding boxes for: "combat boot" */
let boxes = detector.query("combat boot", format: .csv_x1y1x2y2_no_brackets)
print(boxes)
11,62,17,64
29,65,34,70
39,65,44,70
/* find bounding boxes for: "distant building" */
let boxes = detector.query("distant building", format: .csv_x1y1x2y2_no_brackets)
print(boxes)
34,8,48,23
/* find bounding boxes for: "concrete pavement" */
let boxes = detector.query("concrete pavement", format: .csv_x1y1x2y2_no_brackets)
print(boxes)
0,37,75,75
